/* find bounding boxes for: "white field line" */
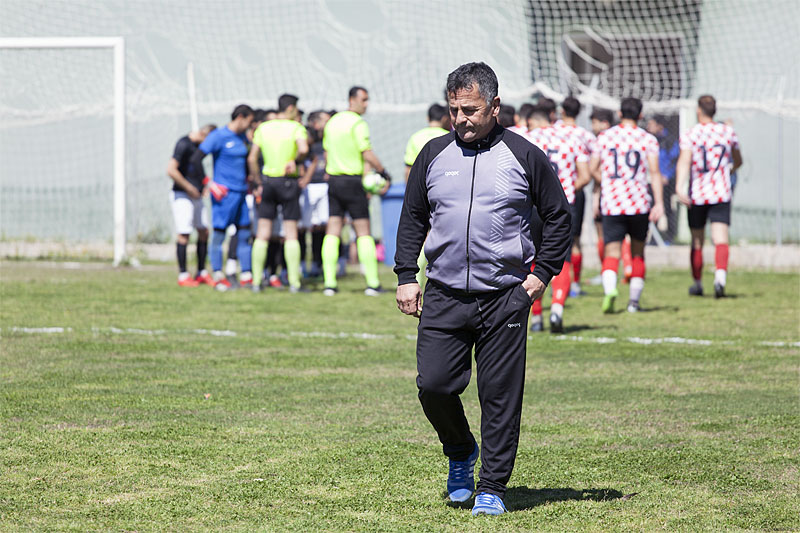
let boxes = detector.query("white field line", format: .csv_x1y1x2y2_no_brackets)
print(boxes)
1,326,798,348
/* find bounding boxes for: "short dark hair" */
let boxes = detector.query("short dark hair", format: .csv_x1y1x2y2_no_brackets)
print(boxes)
529,104,550,122
561,96,581,118
278,94,299,112
349,86,367,99
538,97,556,118
620,97,643,120
200,123,217,133
590,108,614,124
498,104,516,127
231,104,254,120
698,94,716,118
518,102,535,120
253,109,268,123
427,103,447,122
446,62,498,104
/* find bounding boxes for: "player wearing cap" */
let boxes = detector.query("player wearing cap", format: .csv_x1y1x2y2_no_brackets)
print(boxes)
190,104,255,290
676,94,742,298
248,94,309,293
321,86,391,296
589,97,664,313
527,105,591,332
167,124,216,286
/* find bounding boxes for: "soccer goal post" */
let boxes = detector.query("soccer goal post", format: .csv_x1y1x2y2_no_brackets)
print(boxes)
0,37,126,266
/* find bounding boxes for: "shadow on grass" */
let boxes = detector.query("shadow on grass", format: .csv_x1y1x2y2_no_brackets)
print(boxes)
562,323,606,333
505,487,626,511
444,487,629,511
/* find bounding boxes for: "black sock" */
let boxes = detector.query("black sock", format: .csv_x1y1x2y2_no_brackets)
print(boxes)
177,242,187,273
298,229,307,269
312,228,325,267
228,232,239,261
197,240,207,272
266,237,280,276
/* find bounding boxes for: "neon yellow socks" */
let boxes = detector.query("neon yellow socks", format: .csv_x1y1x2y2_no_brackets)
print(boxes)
251,238,268,286
321,235,340,289
357,235,380,289
284,239,301,289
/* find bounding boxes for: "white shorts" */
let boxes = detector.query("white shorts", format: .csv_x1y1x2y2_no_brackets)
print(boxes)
301,182,330,228
170,190,209,235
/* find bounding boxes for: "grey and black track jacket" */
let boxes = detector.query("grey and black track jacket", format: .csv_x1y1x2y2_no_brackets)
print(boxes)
394,122,572,292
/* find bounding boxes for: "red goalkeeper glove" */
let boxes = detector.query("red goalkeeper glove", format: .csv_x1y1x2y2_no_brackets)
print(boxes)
203,177,229,201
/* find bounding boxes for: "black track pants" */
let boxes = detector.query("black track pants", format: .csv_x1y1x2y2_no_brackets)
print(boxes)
416,280,530,499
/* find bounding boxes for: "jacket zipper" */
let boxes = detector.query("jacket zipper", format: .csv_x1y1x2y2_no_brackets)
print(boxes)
465,151,478,293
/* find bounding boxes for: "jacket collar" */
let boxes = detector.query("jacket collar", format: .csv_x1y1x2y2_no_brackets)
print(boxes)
454,120,504,151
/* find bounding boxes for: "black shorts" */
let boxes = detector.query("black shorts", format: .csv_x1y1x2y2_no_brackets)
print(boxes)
602,214,649,244
571,190,585,240
688,202,731,229
328,175,370,220
257,176,301,221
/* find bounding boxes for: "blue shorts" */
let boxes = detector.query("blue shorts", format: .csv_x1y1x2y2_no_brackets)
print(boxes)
211,190,250,230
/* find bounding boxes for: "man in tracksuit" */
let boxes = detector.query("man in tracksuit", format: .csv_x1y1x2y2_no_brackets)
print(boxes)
395,62,571,516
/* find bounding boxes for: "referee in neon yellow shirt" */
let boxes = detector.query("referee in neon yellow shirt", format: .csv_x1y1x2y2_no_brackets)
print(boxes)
247,94,309,293
321,86,391,296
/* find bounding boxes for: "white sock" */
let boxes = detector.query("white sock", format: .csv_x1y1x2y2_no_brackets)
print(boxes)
530,314,542,325
240,271,252,283
602,270,618,295
629,277,645,303
550,303,564,318
225,258,238,276
178,272,191,281
213,270,225,281
715,269,727,286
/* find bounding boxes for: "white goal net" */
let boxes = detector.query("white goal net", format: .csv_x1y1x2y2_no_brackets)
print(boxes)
1,0,797,255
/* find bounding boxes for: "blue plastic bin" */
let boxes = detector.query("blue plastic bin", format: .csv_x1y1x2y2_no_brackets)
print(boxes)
380,182,406,266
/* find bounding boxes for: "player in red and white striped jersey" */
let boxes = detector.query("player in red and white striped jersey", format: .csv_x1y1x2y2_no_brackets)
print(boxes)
527,105,591,332
676,94,743,298
554,97,597,296
589,97,664,314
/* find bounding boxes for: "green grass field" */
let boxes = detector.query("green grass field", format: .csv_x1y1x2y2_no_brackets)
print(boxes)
1,260,798,531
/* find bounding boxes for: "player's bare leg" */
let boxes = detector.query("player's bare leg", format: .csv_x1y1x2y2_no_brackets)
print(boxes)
710,222,729,297
627,239,646,312
570,241,584,296
690,227,705,295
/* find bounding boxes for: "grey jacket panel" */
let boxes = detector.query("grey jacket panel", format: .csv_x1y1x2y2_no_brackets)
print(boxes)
395,124,571,293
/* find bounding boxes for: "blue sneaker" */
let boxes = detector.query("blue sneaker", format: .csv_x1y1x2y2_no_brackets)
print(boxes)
471,492,507,516
447,442,479,502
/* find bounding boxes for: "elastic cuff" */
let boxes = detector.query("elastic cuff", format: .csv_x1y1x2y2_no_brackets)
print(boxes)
531,266,552,287
396,270,418,285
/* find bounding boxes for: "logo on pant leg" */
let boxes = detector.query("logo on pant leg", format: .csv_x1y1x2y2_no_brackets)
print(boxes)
507,323,521,328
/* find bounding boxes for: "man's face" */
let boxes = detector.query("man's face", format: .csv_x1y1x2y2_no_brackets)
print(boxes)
234,114,254,134
591,118,609,136
448,84,499,143
314,112,331,133
646,119,663,137
350,90,369,114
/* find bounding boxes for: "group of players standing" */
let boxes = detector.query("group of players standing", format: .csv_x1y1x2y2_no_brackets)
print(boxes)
167,87,742,331
167,87,392,296
494,93,742,332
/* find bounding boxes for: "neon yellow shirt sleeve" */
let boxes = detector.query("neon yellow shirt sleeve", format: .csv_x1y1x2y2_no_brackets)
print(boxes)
353,119,371,152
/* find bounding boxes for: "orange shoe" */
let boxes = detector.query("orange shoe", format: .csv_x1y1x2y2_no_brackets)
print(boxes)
195,272,215,286
178,276,199,287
